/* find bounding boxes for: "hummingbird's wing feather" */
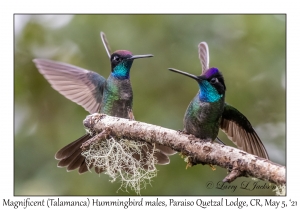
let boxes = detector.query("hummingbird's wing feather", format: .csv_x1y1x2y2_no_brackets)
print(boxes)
154,150,171,165
198,42,209,73
142,144,171,165
155,144,177,156
220,103,269,159
100,32,111,59
33,59,106,114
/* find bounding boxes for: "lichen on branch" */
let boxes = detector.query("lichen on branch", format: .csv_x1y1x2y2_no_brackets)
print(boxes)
81,135,157,195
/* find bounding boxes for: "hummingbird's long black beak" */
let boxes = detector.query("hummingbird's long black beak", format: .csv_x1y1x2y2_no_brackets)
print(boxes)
130,54,153,60
168,68,200,81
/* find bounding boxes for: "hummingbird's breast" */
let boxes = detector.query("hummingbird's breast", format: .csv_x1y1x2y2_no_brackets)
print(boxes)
184,93,224,140
100,75,133,119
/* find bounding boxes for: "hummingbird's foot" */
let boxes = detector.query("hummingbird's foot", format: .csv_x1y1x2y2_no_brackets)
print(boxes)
185,156,199,169
177,129,187,135
185,156,193,169
127,108,135,121
209,164,216,171
186,162,192,169
81,127,112,151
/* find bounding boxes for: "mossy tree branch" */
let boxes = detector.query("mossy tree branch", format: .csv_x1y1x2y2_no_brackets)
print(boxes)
83,113,285,185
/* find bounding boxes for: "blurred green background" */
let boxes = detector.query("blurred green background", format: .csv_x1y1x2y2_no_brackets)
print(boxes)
14,14,285,196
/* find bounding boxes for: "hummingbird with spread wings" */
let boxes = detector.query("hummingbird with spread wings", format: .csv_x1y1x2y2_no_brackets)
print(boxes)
34,32,175,174
169,42,269,159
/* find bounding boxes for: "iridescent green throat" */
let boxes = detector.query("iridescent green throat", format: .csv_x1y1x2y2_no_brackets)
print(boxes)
199,80,222,102
112,61,133,79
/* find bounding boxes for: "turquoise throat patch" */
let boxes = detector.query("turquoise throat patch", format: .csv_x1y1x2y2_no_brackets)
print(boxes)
199,80,222,102
112,61,133,79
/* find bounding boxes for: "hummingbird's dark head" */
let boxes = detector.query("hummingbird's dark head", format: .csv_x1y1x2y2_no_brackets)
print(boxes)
168,67,226,102
201,67,226,95
110,50,153,79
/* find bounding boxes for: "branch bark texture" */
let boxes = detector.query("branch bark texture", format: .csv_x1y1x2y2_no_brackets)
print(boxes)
83,113,285,185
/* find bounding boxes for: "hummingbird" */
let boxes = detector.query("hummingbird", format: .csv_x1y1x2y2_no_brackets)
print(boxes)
168,42,269,159
33,32,175,174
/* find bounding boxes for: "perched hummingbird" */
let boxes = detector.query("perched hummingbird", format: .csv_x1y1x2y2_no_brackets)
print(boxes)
168,42,269,159
34,32,175,174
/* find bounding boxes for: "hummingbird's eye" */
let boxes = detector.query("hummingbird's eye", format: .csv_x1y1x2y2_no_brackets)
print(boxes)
210,77,218,84
113,56,121,62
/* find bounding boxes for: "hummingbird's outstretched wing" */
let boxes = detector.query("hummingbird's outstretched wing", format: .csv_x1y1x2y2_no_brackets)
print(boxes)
198,42,209,73
33,59,106,114
220,103,269,159
100,31,111,59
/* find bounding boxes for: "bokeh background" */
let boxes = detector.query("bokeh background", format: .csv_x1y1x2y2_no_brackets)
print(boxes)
14,14,285,196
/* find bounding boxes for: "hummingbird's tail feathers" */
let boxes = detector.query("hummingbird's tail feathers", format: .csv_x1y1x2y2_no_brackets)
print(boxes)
66,152,86,171
56,133,105,174
56,133,92,174
78,161,89,173
55,133,90,160
220,104,269,159
94,166,105,174
77,161,104,174
56,147,82,167
100,32,112,59
33,59,106,114
198,42,209,73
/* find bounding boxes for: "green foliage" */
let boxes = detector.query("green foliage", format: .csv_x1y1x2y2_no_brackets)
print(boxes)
14,14,285,195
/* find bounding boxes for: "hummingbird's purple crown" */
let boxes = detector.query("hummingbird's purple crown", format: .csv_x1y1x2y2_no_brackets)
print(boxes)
113,50,133,57
202,67,219,78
